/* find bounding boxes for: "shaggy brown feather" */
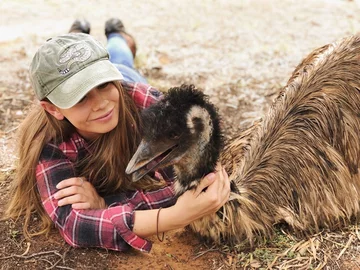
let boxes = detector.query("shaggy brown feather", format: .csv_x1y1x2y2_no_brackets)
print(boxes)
189,34,360,246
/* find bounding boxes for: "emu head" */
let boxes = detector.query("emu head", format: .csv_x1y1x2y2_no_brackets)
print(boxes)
126,84,223,194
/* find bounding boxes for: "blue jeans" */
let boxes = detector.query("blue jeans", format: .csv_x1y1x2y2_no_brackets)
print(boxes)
107,33,147,84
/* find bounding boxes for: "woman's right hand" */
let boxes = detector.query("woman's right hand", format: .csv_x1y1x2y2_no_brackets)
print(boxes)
131,163,230,238
54,177,106,210
173,163,230,226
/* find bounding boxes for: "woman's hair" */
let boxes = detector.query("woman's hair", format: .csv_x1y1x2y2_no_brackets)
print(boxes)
4,81,157,238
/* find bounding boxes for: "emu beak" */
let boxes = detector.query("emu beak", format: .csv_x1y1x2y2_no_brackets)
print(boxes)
126,139,177,182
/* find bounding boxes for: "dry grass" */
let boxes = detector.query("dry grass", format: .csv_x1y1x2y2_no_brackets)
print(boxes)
220,227,360,269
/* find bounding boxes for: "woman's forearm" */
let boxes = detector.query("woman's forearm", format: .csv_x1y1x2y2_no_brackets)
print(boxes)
132,206,188,238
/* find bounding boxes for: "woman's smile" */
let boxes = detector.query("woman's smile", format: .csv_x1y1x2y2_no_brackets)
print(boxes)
91,108,114,122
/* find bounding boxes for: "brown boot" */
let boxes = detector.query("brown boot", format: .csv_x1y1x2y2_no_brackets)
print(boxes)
69,19,91,34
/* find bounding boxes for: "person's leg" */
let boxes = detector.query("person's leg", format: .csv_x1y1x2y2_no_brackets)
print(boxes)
104,18,146,83
121,31,137,58
106,33,134,68
113,63,147,84
105,18,137,68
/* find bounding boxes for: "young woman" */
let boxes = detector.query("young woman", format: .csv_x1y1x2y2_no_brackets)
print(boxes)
5,32,230,252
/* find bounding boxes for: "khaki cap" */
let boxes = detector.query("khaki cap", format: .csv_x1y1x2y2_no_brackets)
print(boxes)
30,33,123,109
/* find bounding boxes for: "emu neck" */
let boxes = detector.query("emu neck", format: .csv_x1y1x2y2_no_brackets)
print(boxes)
174,120,221,195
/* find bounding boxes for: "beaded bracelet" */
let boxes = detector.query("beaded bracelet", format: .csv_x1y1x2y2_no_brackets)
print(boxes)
156,207,165,242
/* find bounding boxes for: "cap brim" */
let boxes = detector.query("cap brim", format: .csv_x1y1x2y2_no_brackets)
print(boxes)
47,60,123,109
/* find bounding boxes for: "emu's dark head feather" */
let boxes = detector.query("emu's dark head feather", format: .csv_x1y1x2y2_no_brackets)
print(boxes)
126,84,223,184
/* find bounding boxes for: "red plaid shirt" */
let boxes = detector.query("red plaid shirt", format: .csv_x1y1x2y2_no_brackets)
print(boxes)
36,81,176,252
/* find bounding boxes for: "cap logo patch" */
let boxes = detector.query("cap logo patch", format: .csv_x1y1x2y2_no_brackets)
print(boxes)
58,42,92,74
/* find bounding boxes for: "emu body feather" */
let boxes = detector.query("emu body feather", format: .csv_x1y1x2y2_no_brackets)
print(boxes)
126,34,360,247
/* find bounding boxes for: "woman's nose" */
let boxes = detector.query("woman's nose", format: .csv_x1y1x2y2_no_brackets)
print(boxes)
91,91,109,111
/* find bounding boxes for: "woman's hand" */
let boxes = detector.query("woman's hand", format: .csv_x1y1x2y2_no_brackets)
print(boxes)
54,177,106,210
132,163,229,238
173,163,230,225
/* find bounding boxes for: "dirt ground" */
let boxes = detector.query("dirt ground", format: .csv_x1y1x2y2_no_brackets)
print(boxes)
2,0,360,269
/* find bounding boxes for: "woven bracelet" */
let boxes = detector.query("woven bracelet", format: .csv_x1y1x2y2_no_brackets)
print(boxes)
156,207,165,242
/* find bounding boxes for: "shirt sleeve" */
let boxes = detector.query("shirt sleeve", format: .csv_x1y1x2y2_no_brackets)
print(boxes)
36,143,175,252
121,81,163,110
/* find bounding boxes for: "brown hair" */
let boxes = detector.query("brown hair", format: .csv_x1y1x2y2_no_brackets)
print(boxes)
4,81,159,237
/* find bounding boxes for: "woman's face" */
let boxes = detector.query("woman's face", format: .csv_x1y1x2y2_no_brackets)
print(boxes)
57,82,120,140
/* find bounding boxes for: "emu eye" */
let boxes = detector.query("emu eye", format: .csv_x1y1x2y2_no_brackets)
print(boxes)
169,132,180,140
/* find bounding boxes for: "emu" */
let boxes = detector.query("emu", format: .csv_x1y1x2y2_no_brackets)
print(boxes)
126,35,360,247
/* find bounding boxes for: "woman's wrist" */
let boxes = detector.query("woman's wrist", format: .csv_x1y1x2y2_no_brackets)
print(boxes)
132,205,190,238
160,205,190,229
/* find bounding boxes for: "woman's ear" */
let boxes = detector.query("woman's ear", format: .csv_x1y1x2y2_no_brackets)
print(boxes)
40,101,65,120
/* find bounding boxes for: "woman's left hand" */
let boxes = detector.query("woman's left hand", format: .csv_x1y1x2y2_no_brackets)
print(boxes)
54,177,106,210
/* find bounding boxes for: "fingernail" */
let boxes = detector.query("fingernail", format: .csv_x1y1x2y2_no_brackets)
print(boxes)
56,184,60,189
54,192,58,199
207,172,215,181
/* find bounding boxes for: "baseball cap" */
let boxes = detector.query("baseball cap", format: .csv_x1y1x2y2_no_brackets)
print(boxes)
30,33,123,109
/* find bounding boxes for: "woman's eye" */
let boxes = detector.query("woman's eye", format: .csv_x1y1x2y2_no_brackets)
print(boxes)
77,96,87,104
98,82,110,90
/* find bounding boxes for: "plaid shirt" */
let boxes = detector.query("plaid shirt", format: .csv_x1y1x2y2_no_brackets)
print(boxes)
36,81,176,252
